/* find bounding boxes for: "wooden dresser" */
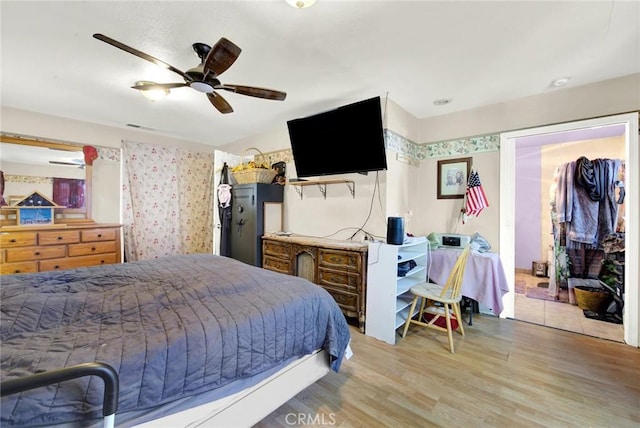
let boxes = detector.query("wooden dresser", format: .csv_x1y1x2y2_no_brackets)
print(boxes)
262,234,368,331
0,223,122,275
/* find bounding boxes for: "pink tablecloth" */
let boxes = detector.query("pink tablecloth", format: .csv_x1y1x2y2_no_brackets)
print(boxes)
426,248,509,315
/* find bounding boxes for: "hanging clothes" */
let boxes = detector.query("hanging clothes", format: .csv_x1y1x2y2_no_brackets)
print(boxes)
218,162,232,257
552,157,623,281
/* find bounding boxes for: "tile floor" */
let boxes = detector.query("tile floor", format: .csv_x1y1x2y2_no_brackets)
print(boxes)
514,270,624,343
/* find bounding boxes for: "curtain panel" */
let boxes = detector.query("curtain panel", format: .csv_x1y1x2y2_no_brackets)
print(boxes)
52,178,85,208
122,141,213,261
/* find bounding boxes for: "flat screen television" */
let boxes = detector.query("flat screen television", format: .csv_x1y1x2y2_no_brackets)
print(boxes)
286,96,387,178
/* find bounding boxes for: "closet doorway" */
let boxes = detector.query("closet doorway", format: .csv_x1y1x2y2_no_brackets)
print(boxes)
499,113,639,347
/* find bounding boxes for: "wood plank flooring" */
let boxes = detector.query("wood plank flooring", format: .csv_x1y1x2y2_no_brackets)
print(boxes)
254,315,640,427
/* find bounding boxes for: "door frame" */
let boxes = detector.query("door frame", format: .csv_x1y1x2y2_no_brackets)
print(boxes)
499,112,639,347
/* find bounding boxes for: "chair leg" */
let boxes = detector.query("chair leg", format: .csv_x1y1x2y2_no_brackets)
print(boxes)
418,297,427,321
444,303,454,353
453,302,465,336
402,295,419,338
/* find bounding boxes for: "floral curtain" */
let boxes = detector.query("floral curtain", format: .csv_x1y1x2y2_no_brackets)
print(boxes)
122,141,213,261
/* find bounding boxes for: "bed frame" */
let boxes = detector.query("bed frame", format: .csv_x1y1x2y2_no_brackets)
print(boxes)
1,351,330,428
135,350,330,427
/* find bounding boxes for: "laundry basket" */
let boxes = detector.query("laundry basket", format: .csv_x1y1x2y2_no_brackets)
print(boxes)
232,148,277,184
574,285,611,312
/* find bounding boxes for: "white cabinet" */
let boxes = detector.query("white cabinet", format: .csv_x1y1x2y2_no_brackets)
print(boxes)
365,237,428,345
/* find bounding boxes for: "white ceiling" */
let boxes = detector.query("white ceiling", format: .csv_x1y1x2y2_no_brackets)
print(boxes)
1,1,638,148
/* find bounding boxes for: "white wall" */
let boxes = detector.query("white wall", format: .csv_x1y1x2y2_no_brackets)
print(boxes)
419,73,640,143
2,74,637,248
218,96,422,242
415,151,500,248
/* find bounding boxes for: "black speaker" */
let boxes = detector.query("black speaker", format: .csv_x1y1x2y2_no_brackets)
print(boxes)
386,217,404,245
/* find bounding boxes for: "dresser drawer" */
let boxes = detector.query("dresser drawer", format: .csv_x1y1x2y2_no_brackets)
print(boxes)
324,289,359,313
263,255,292,275
1,232,37,248
40,253,118,271
318,267,361,291
318,249,362,271
68,241,117,257
0,261,38,275
82,228,117,242
38,230,80,245
263,240,291,258
5,245,67,262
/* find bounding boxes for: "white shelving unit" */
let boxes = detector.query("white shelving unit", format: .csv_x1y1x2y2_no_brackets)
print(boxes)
365,237,428,345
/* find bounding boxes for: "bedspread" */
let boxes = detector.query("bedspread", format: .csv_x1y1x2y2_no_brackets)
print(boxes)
0,254,350,427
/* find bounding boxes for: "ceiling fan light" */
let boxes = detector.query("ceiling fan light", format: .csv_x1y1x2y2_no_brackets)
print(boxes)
190,81,214,93
136,81,170,101
285,0,317,9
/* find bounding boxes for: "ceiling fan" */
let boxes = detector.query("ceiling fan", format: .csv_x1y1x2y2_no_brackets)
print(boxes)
93,33,287,114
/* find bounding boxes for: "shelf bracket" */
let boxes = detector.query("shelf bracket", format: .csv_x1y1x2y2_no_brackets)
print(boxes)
317,183,327,199
294,185,304,200
345,181,355,198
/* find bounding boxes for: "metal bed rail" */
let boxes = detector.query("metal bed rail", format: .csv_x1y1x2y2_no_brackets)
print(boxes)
1,361,119,428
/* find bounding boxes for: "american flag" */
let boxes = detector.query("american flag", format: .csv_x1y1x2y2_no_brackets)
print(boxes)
464,169,489,217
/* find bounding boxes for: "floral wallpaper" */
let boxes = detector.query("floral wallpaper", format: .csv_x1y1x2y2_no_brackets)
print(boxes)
4,175,52,185
421,134,500,158
122,141,213,261
243,131,501,175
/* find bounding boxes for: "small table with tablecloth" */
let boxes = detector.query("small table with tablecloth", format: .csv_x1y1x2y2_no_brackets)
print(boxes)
426,247,509,319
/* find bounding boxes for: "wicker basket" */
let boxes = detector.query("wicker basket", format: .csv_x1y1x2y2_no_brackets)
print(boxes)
574,285,612,312
232,148,277,184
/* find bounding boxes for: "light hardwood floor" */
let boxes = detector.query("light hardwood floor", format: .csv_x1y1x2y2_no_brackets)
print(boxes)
255,316,640,427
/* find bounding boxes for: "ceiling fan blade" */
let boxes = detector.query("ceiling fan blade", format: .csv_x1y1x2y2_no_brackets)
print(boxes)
131,82,189,91
49,161,84,167
207,92,234,114
203,38,242,77
93,33,190,81
217,84,287,101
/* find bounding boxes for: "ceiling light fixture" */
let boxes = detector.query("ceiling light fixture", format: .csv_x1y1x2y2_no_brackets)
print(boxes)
135,81,170,101
433,98,453,106
550,76,571,87
285,0,317,9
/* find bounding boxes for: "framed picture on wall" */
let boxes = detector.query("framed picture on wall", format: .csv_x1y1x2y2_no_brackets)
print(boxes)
437,157,471,199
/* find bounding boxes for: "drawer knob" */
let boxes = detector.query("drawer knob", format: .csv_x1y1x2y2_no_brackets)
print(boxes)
54,265,60,270
97,234,103,238
57,236,63,240
34,252,41,256
100,260,105,264
14,270,21,273
91,247,97,251
9,239,17,243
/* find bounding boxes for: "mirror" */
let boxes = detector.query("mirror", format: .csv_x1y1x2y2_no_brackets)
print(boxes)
0,135,93,224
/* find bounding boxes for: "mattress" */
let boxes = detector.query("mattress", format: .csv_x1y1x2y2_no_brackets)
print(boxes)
0,254,351,427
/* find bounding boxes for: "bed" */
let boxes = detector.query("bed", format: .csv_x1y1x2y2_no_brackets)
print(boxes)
0,254,351,427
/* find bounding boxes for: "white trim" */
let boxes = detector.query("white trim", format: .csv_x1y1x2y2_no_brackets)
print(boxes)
500,112,638,347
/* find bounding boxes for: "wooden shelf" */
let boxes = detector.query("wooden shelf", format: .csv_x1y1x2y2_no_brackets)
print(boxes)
288,179,355,199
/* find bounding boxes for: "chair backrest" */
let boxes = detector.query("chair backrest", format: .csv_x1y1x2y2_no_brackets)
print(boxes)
439,245,471,298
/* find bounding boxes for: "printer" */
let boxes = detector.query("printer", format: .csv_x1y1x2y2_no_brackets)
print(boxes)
432,233,472,249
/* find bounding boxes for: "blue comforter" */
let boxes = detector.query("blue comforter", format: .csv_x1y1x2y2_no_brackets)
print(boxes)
0,254,350,426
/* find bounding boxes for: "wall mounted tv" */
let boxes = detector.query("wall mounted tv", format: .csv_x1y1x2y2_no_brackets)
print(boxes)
286,96,387,178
